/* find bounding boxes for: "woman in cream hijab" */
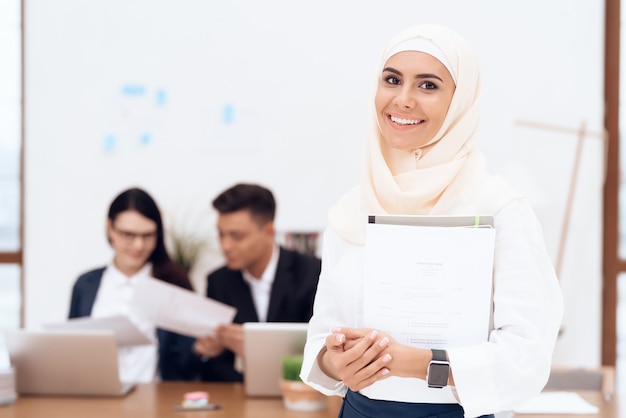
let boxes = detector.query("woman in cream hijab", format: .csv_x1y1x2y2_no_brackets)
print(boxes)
300,24,563,417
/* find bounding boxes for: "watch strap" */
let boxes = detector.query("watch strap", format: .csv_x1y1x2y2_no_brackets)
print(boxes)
431,349,447,362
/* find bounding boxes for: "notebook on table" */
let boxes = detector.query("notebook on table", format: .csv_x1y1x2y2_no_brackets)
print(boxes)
242,322,308,397
5,329,135,396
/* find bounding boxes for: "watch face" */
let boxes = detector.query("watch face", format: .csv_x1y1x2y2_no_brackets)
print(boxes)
428,362,449,387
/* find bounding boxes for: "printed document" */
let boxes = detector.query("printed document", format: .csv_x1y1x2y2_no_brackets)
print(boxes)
514,392,599,414
364,222,496,349
132,277,237,338
44,314,152,347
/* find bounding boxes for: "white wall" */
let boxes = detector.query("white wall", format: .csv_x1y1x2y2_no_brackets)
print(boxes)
24,1,605,369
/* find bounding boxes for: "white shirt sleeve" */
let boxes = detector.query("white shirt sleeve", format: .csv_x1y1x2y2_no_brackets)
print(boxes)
449,199,563,416
300,226,362,396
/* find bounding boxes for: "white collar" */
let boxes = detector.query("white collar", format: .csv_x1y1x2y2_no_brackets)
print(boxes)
242,244,279,286
106,261,153,286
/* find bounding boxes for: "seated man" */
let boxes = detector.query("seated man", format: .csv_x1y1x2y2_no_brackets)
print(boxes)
194,183,321,382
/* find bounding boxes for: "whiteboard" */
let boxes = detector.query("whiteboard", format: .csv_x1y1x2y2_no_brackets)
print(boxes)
24,0,603,232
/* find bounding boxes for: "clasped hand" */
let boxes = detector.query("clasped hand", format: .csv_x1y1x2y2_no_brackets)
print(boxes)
194,323,244,358
320,327,397,392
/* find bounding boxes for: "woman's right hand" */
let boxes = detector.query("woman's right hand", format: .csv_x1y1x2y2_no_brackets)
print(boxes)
318,327,392,392
193,335,225,358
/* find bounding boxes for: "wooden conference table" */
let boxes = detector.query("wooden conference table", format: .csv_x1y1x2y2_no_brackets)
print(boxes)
0,382,619,418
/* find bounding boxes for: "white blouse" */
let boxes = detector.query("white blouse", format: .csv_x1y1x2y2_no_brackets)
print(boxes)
91,263,158,383
300,198,563,417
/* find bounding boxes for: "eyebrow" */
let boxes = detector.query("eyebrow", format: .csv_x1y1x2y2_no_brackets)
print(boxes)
382,67,444,83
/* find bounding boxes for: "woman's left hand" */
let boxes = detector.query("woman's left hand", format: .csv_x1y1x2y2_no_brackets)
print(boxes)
318,327,392,391
340,327,429,381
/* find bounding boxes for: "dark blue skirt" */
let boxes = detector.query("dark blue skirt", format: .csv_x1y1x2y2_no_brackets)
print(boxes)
338,390,495,418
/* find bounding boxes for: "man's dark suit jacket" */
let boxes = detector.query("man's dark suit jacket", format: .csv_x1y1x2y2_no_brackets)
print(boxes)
199,246,321,382
69,267,197,381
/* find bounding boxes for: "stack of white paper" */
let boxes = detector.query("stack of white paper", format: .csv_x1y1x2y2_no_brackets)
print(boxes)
514,391,599,414
0,368,16,405
0,334,16,405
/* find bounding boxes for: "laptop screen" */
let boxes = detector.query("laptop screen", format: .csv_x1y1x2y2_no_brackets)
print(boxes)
242,322,308,397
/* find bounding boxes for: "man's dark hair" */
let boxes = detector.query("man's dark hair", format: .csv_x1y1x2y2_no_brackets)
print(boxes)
212,183,276,225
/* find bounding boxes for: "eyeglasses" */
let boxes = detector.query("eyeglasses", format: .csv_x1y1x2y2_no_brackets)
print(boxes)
111,225,158,242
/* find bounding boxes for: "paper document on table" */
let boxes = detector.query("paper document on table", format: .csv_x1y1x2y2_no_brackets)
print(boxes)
514,391,599,414
363,221,495,349
44,314,152,347
132,277,237,338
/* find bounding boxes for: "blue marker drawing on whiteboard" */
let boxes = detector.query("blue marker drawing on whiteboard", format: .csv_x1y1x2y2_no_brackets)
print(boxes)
103,134,117,151
156,89,167,107
122,84,146,96
140,133,152,145
222,104,235,124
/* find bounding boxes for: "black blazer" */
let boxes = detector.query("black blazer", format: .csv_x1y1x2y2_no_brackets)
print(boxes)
69,267,197,381
199,247,321,382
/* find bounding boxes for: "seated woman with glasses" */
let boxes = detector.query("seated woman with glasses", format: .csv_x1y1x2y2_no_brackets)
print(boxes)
68,187,196,383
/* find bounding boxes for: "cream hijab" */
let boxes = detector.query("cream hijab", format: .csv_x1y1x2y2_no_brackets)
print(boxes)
328,24,522,245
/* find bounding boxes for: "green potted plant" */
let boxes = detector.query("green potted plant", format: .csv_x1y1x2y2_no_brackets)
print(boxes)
280,354,327,411
164,205,215,275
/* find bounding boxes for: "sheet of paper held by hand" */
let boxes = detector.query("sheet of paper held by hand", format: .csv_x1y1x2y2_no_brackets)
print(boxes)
363,222,496,349
44,314,153,347
132,277,237,338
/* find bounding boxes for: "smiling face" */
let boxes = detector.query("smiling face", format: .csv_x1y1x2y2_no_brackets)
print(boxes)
375,51,456,152
107,210,158,277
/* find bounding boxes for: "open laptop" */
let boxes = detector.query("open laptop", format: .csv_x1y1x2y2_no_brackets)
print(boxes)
5,329,135,396
242,322,308,397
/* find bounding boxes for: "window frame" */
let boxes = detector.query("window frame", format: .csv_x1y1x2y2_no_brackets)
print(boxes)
0,0,24,328
603,0,620,367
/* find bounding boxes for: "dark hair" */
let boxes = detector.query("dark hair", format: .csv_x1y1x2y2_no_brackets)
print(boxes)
212,183,276,225
108,187,193,291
